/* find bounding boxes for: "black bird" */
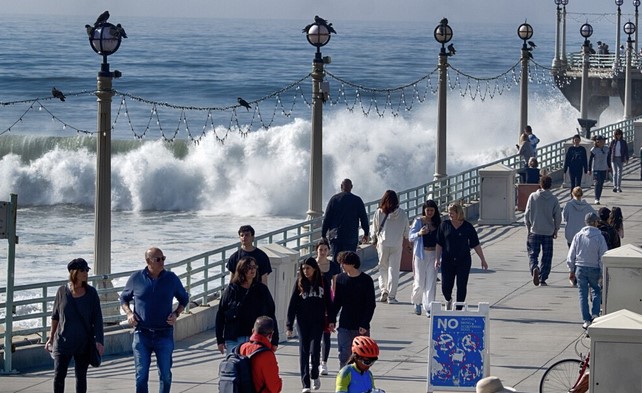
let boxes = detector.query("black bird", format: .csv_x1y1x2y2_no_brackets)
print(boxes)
528,40,537,49
52,87,66,102
237,97,251,111
447,43,456,56
440,17,448,25
327,23,337,34
302,23,314,33
110,23,127,39
314,15,329,26
85,24,93,37
94,10,110,27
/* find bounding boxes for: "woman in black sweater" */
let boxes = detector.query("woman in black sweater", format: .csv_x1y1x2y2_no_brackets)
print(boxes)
286,257,333,392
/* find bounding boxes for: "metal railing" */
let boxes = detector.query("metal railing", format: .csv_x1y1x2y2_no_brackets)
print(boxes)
1,118,637,345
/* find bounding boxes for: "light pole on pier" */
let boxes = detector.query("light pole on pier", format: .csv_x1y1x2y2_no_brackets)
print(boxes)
553,0,562,69
624,21,636,119
635,0,640,54
88,21,122,276
562,0,569,66
579,23,597,138
304,19,332,220
433,18,453,181
518,22,534,140
616,0,624,68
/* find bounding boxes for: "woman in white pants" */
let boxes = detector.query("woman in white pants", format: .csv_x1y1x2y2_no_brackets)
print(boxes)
373,190,409,304
409,200,441,316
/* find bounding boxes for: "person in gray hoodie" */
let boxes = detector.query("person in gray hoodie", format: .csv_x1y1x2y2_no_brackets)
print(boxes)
524,175,562,287
562,187,596,247
567,212,608,329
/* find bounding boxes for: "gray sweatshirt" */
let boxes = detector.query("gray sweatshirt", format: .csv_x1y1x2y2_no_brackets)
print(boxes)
524,189,562,236
562,199,596,244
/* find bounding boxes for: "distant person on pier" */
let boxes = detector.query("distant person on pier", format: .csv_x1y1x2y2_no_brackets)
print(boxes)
47,258,104,393
588,135,611,205
517,133,534,182
524,125,540,156
609,128,629,192
322,179,370,257
608,206,624,240
372,189,409,304
524,175,561,287
120,247,189,393
409,199,441,316
525,157,541,184
563,187,595,287
226,225,272,284
564,134,588,192
597,207,620,250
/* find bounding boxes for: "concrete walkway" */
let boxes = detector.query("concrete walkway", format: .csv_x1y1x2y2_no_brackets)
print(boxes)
2,160,641,393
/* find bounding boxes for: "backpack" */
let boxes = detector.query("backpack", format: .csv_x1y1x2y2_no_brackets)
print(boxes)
219,343,270,393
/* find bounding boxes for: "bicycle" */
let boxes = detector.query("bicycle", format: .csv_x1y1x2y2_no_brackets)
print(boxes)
539,333,590,393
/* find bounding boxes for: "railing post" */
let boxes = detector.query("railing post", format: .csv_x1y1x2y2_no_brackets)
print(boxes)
2,194,18,374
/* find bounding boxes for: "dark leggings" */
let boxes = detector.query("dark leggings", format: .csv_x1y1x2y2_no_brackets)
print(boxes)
297,321,323,388
321,331,331,362
440,258,472,310
568,168,584,191
54,351,90,393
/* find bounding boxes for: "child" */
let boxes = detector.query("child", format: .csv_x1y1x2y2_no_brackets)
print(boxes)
335,336,381,393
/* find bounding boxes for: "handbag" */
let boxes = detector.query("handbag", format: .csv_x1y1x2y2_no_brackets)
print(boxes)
224,285,250,322
67,286,102,367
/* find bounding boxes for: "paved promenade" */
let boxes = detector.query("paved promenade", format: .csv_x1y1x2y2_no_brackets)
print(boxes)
2,161,641,392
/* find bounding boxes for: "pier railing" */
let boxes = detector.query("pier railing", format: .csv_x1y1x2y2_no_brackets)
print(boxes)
0,119,636,346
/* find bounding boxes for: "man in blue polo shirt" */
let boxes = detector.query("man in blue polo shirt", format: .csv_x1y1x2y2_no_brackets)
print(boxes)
120,247,189,393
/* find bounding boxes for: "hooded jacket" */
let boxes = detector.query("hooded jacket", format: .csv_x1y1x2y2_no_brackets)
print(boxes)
524,189,561,236
562,199,596,244
567,226,608,271
239,332,282,393
373,207,409,247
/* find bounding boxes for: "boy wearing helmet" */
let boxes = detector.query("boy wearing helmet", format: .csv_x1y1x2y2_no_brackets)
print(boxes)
335,336,381,393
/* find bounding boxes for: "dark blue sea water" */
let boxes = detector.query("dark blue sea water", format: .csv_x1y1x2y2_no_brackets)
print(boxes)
0,14,624,283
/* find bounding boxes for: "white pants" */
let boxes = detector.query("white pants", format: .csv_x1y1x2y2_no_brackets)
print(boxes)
411,250,437,313
377,244,402,299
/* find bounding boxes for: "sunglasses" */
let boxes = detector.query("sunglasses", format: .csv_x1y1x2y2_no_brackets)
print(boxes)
359,357,377,366
150,256,166,263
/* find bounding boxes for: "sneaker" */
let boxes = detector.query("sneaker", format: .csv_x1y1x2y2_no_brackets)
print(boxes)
595,199,600,205
613,187,618,192
582,320,592,330
532,267,540,286
618,188,622,192
446,299,453,310
312,379,321,390
539,281,548,286
319,362,328,376
379,292,388,303
302,389,311,393
414,304,422,315
387,297,399,304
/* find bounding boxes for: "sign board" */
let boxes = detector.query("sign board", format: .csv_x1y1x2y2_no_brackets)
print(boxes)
0,201,8,239
427,302,490,392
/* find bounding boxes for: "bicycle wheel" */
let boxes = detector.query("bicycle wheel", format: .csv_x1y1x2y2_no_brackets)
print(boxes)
539,358,584,393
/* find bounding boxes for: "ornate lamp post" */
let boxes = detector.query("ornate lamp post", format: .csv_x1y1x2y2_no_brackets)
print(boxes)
624,21,636,119
518,22,534,139
88,21,122,275
635,0,640,53
616,0,624,68
304,19,332,220
433,18,453,181
561,0,569,65
579,23,597,138
554,0,562,68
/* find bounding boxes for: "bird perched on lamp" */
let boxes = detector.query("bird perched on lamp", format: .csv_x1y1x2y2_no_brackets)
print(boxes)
447,43,456,56
94,10,110,27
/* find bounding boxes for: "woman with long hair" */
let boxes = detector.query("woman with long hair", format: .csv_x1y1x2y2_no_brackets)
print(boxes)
409,200,442,316
372,189,409,304
609,129,629,192
315,238,341,376
216,256,278,354
286,257,333,392
46,258,104,393
608,206,624,239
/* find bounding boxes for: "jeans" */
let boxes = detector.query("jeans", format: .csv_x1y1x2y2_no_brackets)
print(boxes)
527,233,553,282
612,157,624,189
377,244,402,299
593,170,606,200
53,350,90,393
337,328,360,368
576,266,602,323
133,328,175,393
225,336,250,354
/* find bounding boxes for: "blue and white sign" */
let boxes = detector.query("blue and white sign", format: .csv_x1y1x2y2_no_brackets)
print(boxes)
427,302,490,392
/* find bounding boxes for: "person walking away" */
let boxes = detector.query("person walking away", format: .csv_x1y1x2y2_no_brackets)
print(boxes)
409,199,441,316
524,175,562,287
588,135,611,205
216,256,279,354
567,213,608,329
120,247,189,393
608,206,624,240
564,134,588,192
315,239,341,376
597,207,621,250
226,225,272,284
372,190,409,304
524,125,540,156
322,179,370,257
434,203,489,310
238,316,283,393
286,258,333,392
330,251,376,369
525,157,541,184
47,258,104,393
609,129,629,192
562,187,595,287
335,336,381,393
517,133,535,183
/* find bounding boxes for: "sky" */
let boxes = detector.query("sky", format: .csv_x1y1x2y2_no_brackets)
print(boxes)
0,0,628,25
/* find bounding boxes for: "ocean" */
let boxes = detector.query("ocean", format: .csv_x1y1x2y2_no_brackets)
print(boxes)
0,14,625,285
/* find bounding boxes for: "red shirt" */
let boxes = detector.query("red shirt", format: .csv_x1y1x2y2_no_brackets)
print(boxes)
239,333,282,393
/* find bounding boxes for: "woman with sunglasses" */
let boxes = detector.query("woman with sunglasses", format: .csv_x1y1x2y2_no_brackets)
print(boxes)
286,257,333,393
216,256,279,354
46,258,104,393
335,336,381,393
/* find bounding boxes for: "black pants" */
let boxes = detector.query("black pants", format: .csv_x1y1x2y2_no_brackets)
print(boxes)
321,330,331,362
297,320,323,389
568,168,584,191
330,237,358,258
440,258,472,310
54,350,90,393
